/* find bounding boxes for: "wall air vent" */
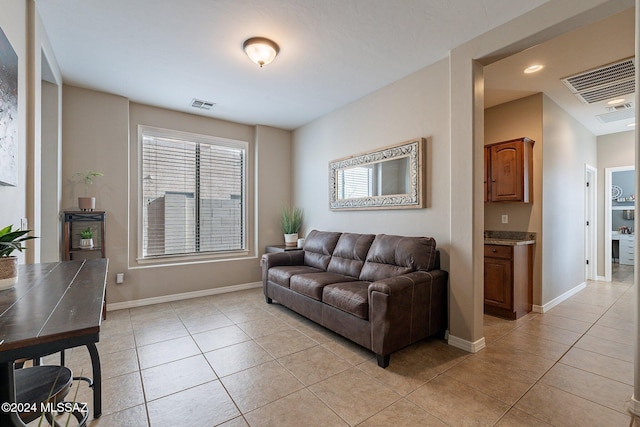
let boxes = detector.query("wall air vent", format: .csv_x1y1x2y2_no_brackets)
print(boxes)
561,58,635,104
191,99,215,110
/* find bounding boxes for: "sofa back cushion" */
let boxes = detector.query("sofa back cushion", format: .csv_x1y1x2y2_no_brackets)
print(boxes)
303,230,342,270
327,233,375,278
359,234,438,282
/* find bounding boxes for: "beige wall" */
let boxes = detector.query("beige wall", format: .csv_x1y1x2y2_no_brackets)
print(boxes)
292,58,451,266
62,85,130,303
484,94,543,304
256,125,293,247
596,131,634,275
62,86,292,304
542,95,597,304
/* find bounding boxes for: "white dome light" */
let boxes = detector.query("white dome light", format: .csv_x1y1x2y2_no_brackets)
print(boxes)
243,37,280,68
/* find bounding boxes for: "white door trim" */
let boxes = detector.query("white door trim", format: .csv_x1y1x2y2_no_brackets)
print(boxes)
585,164,597,281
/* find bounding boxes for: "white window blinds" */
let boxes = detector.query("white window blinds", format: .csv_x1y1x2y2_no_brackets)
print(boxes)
141,128,246,258
337,166,373,199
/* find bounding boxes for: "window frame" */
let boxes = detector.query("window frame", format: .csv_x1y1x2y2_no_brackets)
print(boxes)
136,125,250,264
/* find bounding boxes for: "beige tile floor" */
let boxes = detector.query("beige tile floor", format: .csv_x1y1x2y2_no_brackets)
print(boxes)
38,265,637,426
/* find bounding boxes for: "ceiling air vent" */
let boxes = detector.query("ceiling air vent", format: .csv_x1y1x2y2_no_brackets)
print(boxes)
607,103,633,112
191,98,215,110
596,108,635,123
561,58,635,104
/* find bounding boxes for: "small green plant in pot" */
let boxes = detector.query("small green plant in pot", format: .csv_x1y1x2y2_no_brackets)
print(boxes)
281,207,303,247
0,225,37,290
78,227,94,249
74,170,103,211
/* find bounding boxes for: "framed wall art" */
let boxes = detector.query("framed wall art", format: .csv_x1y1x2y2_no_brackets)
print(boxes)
329,138,426,210
0,25,18,186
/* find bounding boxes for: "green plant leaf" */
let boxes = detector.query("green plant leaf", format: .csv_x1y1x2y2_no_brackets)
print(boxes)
0,225,37,257
281,207,303,234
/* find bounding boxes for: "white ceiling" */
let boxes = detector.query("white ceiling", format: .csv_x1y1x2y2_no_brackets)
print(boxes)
484,8,635,136
36,0,553,130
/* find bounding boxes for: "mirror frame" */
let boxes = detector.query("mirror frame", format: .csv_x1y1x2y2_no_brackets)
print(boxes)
329,137,425,210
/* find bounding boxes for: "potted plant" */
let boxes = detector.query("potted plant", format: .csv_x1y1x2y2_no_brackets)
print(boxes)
0,225,37,290
78,227,94,249
281,207,303,247
74,170,103,211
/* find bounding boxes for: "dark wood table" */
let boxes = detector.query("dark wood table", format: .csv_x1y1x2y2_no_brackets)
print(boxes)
265,245,303,253
0,259,107,426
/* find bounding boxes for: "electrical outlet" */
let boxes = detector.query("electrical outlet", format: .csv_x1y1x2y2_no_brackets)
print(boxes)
501,215,508,224
116,273,125,284
20,218,28,230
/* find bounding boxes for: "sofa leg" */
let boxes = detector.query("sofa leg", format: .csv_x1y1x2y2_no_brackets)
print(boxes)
265,296,272,304
376,354,390,368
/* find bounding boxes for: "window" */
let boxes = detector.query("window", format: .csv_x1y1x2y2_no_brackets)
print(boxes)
338,166,373,199
140,127,247,258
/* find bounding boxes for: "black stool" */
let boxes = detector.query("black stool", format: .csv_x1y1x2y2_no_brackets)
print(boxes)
15,365,88,426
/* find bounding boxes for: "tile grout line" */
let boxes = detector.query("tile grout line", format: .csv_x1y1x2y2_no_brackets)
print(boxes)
491,278,634,425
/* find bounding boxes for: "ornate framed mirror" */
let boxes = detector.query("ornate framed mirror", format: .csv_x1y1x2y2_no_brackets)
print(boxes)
329,138,425,210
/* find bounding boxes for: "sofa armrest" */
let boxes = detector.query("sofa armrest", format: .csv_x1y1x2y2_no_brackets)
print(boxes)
261,251,305,283
368,269,448,356
261,251,305,269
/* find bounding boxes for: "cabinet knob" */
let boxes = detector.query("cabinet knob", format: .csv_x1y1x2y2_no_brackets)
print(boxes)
492,249,497,252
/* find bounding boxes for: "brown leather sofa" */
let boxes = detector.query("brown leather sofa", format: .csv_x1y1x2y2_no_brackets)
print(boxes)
261,230,448,368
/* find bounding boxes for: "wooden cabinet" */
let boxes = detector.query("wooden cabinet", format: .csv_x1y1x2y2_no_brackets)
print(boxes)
485,137,534,203
484,244,532,319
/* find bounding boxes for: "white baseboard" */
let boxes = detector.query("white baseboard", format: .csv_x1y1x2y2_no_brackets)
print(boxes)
532,282,587,314
630,395,640,416
107,281,262,311
448,334,486,353
596,275,607,281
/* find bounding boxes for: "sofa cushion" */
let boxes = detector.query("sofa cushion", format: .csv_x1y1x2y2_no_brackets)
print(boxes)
359,235,438,282
268,265,322,288
322,282,370,320
303,230,342,270
327,233,375,278
290,272,356,301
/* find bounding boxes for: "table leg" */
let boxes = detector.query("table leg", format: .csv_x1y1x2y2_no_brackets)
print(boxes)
0,362,27,427
86,344,102,418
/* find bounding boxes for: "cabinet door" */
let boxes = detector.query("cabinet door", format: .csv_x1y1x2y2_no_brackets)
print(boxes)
484,257,512,309
619,235,634,265
490,141,523,202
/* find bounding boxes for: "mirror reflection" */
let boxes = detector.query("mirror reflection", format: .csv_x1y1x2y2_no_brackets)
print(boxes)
329,138,425,210
337,157,410,199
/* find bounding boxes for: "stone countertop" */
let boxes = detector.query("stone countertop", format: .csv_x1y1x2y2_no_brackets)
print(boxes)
484,238,535,246
484,231,536,246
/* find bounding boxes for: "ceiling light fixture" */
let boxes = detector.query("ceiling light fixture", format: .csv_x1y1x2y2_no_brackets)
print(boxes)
243,37,279,68
607,98,626,105
523,64,544,74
